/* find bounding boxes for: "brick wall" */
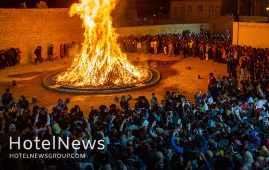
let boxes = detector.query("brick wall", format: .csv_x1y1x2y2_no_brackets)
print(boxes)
0,8,208,64
0,8,84,64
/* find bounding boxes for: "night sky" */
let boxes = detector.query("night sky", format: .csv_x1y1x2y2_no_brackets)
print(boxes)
0,0,171,16
0,0,242,16
0,0,80,8
0,0,170,8
0,0,171,9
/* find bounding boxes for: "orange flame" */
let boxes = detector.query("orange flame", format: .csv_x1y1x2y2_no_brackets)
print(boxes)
54,0,149,87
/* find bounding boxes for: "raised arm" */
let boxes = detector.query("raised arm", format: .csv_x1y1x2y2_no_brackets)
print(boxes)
170,129,183,154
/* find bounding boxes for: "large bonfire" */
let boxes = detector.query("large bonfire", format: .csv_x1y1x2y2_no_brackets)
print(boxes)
54,0,149,87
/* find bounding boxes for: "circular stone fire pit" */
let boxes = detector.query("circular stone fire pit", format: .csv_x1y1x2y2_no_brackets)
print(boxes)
43,67,160,94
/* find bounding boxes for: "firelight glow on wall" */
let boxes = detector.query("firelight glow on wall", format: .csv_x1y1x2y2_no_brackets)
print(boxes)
267,7,269,23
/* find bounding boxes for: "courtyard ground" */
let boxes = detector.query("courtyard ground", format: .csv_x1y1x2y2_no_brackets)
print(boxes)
0,53,229,116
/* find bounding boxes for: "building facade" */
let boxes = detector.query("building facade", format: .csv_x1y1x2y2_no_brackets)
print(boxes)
170,0,222,23
114,0,170,26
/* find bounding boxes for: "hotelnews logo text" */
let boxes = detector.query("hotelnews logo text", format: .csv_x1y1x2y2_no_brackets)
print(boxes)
10,136,105,150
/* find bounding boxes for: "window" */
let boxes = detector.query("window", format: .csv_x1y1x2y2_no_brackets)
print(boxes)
215,6,220,13
197,5,203,12
209,6,214,13
180,7,185,13
188,6,192,12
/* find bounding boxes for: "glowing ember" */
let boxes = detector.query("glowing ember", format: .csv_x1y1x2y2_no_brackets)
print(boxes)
54,0,149,87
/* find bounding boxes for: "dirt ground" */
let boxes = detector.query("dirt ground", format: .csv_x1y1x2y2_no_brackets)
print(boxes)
0,53,229,117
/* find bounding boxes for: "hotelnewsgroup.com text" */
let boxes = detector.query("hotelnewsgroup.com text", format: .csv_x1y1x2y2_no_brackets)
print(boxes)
9,153,86,159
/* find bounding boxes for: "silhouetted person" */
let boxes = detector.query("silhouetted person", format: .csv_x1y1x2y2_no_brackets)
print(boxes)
34,46,42,64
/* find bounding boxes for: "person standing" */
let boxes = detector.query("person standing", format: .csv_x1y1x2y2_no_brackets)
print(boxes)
132,40,137,53
0,50,6,69
192,39,196,57
179,41,184,58
233,47,238,65
1,89,11,108
60,44,64,58
228,54,237,78
208,73,217,100
212,44,217,62
151,93,158,107
188,39,193,56
152,39,158,54
16,48,21,65
34,46,42,64
205,43,210,60
162,38,167,55
239,55,246,81
183,41,188,58
64,44,68,57
137,40,142,54
48,44,54,61
221,46,226,63
168,40,174,57
199,43,204,60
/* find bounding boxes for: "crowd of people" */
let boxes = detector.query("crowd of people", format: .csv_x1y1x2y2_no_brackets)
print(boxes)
0,48,21,70
117,29,230,58
0,30,268,170
0,65,268,170
117,30,267,67
0,43,74,67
